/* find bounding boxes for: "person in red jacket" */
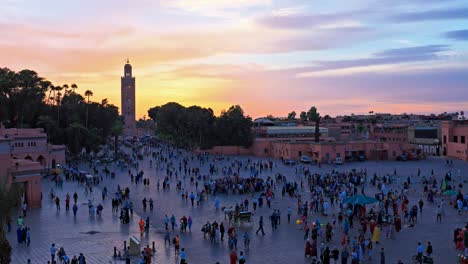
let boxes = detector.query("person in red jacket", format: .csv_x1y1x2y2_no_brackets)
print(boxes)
230,250,238,264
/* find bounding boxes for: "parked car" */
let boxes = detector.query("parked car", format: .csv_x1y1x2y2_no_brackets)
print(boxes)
335,157,344,165
407,153,420,160
300,155,312,163
356,155,366,161
284,159,296,165
396,154,407,161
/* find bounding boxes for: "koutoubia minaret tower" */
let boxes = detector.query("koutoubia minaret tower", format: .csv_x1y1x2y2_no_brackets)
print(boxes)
121,59,136,135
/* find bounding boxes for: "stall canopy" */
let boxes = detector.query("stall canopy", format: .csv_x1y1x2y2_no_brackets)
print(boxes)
343,195,378,205
443,190,458,196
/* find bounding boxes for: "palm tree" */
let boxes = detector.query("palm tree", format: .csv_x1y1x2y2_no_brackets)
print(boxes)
110,120,123,157
84,90,93,128
53,86,63,125
84,90,93,103
62,84,69,95
71,83,78,94
307,106,321,142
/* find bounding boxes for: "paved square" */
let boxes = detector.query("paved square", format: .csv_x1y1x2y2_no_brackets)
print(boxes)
7,147,468,264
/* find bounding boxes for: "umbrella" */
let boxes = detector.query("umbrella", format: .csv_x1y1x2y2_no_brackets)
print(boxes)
343,195,378,205
443,190,458,196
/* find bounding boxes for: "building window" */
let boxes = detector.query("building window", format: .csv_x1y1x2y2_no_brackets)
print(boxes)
462,136,466,144
443,135,446,144
453,136,458,143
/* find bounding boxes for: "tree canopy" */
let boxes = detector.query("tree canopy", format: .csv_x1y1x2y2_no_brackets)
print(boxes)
148,103,253,149
0,67,121,155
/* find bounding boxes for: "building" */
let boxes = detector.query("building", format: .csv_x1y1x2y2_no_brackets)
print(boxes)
0,127,66,208
1,128,65,168
371,124,409,143
408,125,440,156
121,59,136,136
441,120,468,161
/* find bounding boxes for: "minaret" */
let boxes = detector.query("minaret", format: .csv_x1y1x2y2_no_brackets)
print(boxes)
121,59,136,135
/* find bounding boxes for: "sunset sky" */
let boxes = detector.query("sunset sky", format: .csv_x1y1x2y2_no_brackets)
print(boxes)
2,0,468,119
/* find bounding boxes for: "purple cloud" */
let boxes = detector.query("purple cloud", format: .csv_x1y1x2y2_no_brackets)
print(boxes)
390,7,468,22
301,45,449,72
444,29,468,40
271,27,373,52
257,13,351,29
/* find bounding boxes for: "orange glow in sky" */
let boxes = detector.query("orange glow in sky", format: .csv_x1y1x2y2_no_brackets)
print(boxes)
2,0,467,118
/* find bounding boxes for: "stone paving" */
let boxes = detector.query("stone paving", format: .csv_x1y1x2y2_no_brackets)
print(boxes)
7,151,468,264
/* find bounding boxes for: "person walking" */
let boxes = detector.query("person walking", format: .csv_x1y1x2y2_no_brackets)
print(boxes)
380,247,385,264
65,193,70,211
220,222,225,241
164,215,169,230
187,216,192,232
341,247,349,264
243,232,250,249
26,227,30,246
50,243,57,262
287,206,292,224
55,196,60,210
73,203,78,217
256,216,265,235
229,250,238,264
239,251,246,264
22,202,27,217
78,253,86,264
171,214,176,230
173,235,180,255
190,192,195,207
139,218,145,235
149,198,154,211
180,248,187,264
426,241,433,257
416,242,424,264
436,206,442,222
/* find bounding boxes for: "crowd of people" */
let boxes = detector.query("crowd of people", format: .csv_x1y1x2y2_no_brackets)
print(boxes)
7,137,468,264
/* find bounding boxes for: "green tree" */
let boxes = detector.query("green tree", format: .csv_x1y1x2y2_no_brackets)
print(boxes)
0,180,23,263
287,111,296,120
300,111,308,123
216,105,253,147
147,106,161,122
0,68,120,156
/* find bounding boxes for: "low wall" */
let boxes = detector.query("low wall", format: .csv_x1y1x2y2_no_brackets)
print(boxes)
199,146,252,156
447,142,468,161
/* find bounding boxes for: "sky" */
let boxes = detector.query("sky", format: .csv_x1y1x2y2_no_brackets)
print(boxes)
2,0,468,119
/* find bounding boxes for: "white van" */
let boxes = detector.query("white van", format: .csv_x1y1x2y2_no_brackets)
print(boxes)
335,157,343,165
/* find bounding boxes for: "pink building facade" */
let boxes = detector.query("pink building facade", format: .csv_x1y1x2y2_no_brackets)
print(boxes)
0,127,66,208
441,120,468,161
1,128,66,168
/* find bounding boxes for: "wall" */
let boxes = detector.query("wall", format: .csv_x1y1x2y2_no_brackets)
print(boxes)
446,142,468,161
0,139,11,182
200,146,252,156
441,120,468,161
